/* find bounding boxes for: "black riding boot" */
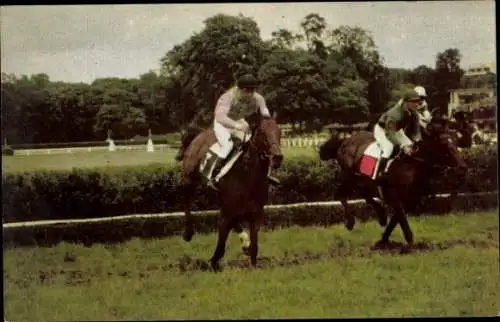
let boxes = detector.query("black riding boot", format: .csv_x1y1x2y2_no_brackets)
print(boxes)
202,154,223,190
377,157,389,182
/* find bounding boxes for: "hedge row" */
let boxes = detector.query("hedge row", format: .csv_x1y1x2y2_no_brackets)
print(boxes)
2,145,497,223
3,192,497,249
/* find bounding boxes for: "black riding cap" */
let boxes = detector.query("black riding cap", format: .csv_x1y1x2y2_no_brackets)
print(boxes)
237,74,259,89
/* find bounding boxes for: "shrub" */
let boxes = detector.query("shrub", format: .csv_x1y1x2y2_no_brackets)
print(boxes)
3,192,497,249
2,144,497,223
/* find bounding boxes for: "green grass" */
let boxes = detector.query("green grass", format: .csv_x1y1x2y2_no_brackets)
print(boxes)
4,211,499,320
2,146,318,173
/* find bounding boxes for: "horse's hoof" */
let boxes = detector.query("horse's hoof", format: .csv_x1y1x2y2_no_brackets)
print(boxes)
378,215,388,227
210,261,223,272
371,239,389,250
183,230,193,242
345,218,355,231
242,246,250,256
400,244,413,254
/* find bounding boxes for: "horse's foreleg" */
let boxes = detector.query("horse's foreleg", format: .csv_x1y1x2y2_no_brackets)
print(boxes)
378,216,398,245
396,204,414,249
248,219,261,267
210,216,233,272
375,203,399,247
233,222,250,255
182,179,197,242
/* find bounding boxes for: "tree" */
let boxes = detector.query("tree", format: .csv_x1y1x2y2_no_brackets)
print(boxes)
159,13,269,130
300,13,328,59
327,25,389,114
433,48,465,115
328,25,383,80
270,28,302,50
94,103,147,139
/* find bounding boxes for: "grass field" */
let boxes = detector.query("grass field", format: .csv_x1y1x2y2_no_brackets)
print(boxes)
4,211,499,320
2,146,318,173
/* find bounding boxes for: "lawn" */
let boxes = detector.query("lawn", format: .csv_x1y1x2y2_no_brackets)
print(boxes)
4,211,499,320
2,146,318,173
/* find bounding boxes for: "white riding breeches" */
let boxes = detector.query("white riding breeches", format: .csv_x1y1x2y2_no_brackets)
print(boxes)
374,124,394,158
374,124,413,158
212,119,249,159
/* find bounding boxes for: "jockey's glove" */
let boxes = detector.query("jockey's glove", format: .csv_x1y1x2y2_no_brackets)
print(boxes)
402,144,413,155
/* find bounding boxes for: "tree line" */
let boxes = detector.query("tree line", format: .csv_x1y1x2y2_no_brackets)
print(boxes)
1,13,466,145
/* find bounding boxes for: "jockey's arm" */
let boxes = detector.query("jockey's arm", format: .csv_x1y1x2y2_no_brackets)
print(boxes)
214,92,242,130
254,93,271,118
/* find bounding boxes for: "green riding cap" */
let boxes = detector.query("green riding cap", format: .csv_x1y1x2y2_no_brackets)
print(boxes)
402,89,421,102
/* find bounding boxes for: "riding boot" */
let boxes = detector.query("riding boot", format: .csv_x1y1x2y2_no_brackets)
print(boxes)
376,157,389,182
202,154,223,190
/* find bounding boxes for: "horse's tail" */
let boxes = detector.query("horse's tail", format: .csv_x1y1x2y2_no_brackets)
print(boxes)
175,126,203,161
319,130,345,161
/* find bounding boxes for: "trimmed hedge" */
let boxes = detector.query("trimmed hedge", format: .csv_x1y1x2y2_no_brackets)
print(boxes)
2,144,497,223
3,192,497,248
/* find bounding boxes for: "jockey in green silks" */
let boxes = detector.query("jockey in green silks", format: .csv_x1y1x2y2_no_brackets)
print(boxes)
373,88,424,179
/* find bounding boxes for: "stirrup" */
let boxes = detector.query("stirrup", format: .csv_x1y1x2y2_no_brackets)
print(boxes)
268,176,280,185
207,179,219,191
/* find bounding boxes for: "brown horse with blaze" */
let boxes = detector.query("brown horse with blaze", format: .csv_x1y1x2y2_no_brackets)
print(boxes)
176,111,283,271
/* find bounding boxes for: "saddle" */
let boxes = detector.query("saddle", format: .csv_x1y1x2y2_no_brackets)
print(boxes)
200,129,252,182
358,141,400,180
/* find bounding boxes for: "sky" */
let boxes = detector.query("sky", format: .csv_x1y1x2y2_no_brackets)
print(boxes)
1,1,496,84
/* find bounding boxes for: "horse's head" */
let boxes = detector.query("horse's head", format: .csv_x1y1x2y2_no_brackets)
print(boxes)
455,120,475,149
416,129,467,172
319,130,343,161
246,111,283,170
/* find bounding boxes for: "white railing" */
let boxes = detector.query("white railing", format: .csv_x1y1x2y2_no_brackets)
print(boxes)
3,191,496,229
14,144,171,156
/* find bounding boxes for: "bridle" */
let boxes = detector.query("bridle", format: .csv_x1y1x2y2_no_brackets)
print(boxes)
245,119,277,163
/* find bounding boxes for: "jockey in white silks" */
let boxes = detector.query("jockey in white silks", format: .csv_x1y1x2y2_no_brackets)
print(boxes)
373,89,424,179
202,73,278,189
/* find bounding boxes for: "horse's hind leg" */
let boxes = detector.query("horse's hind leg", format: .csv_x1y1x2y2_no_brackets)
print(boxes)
337,172,355,231
248,218,262,267
233,222,250,255
210,216,233,272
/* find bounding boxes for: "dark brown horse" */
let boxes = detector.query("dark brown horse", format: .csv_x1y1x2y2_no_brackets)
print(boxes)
319,124,467,250
366,110,473,210
366,110,475,149
177,112,283,270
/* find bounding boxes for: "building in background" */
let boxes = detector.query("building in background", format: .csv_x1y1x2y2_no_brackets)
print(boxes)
448,62,497,132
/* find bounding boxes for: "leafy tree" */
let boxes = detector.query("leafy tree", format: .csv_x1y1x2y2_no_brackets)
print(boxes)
433,48,465,114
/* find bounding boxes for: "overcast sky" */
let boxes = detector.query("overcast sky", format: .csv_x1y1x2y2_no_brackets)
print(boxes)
1,1,496,84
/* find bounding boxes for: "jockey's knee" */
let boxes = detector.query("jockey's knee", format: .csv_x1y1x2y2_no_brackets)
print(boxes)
382,144,393,158
219,140,234,158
